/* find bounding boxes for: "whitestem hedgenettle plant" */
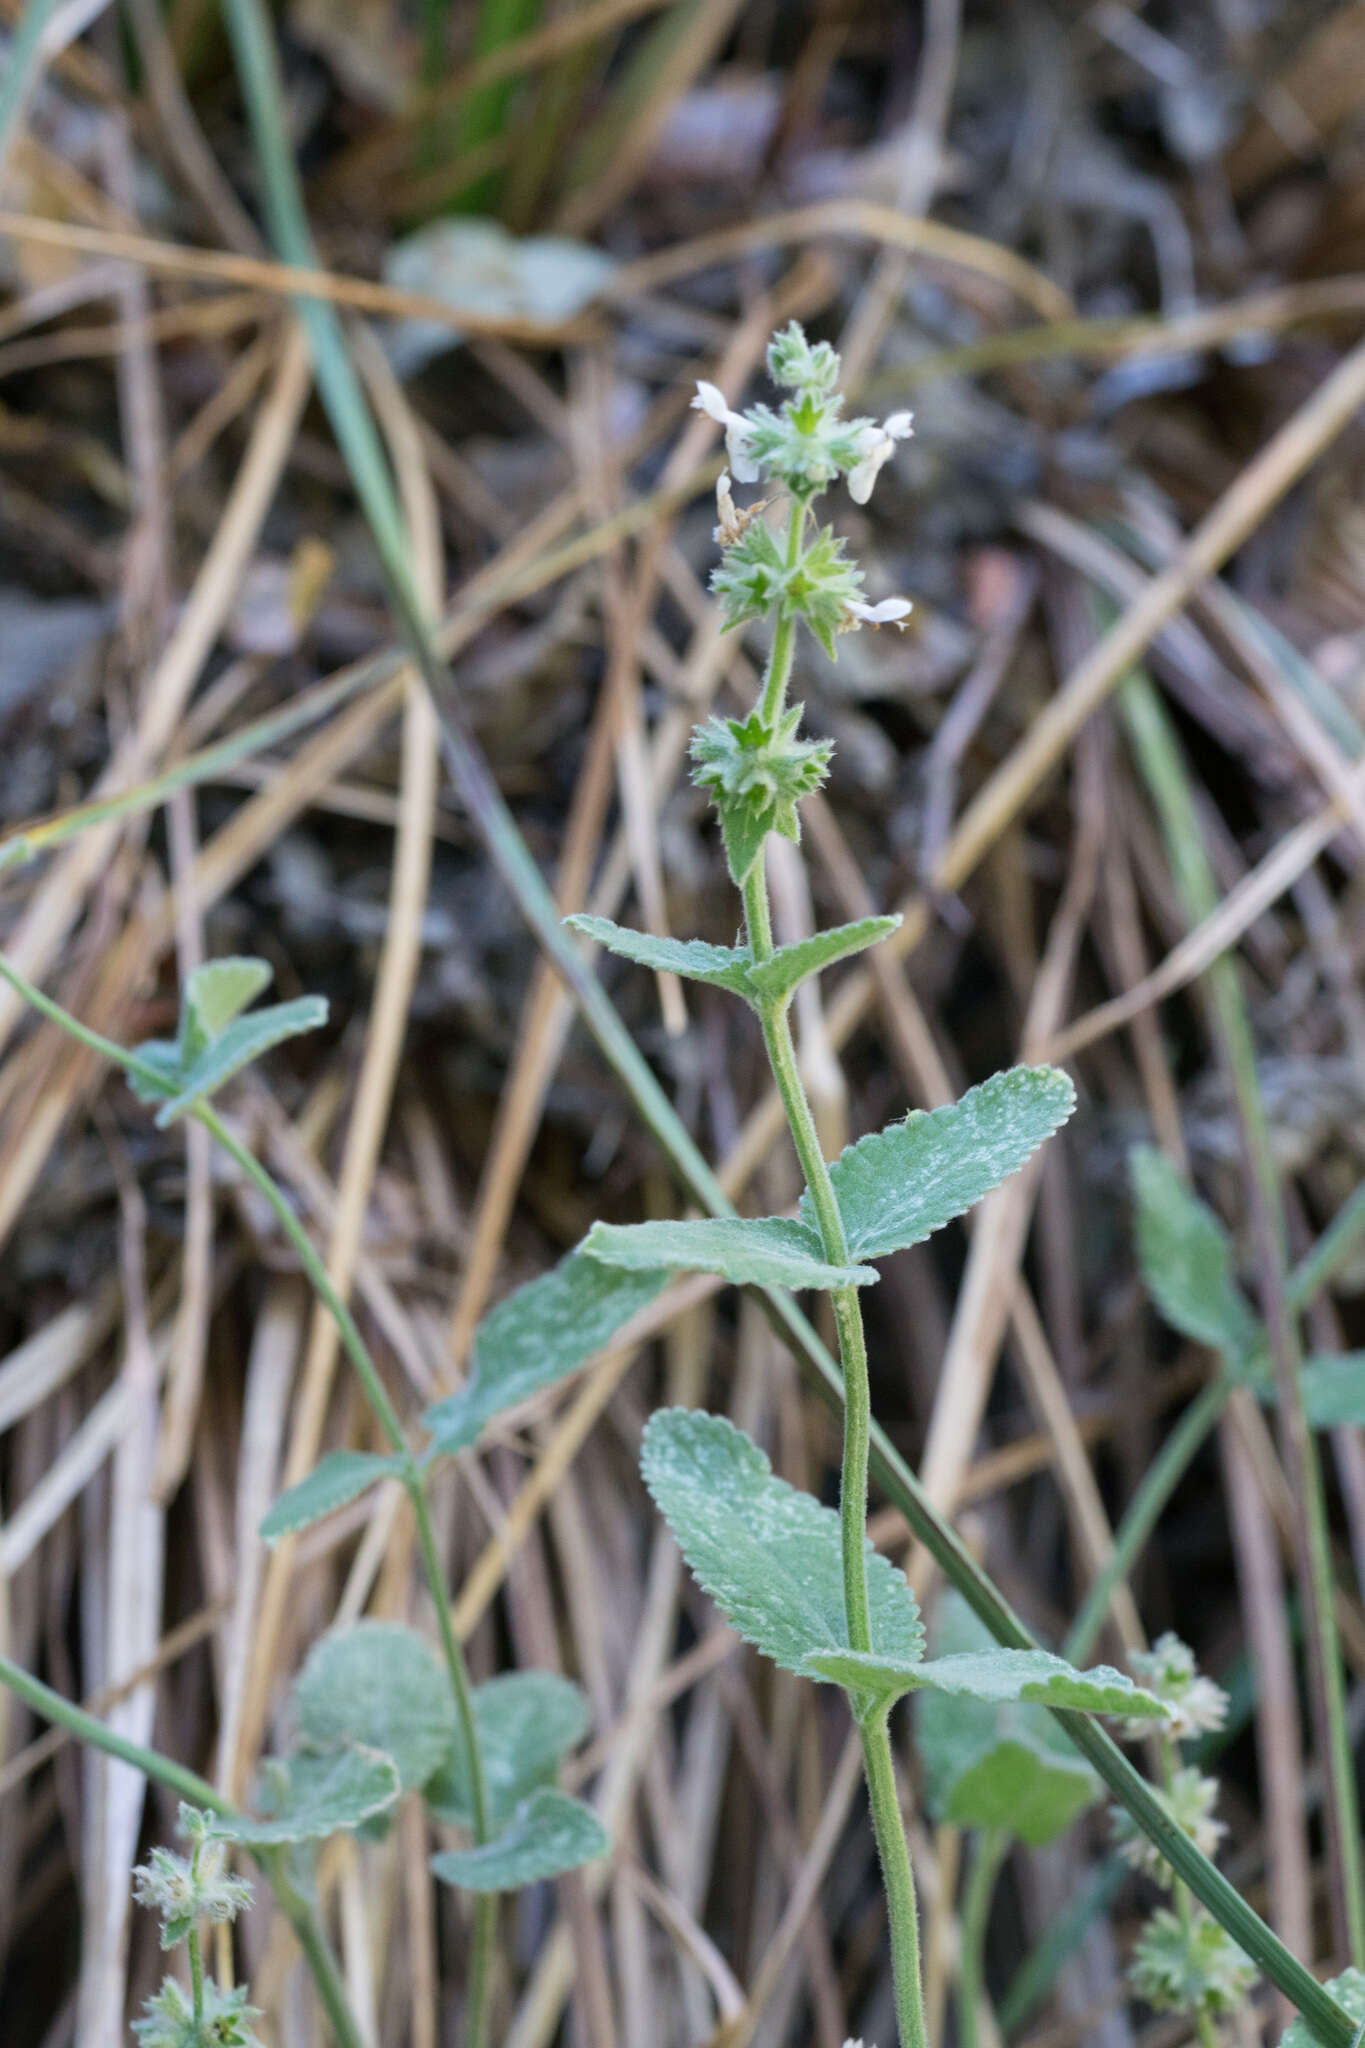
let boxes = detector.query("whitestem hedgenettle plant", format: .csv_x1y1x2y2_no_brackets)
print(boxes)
567,323,1182,2047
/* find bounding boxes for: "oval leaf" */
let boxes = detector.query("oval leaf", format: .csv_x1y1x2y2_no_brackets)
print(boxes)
746,916,902,1007
183,957,274,1054
808,1067,1076,1262
585,1216,874,1292
431,1787,608,1893
155,996,328,1125
424,1251,668,1456
1131,1147,1258,1363
1296,1355,1365,1429
260,1450,405,1544
209,1745,400,1846
426,1670,591,1832
565,916,756,1001
293,1622,454,1792
806,1645,1169,1720
641,1408,923,1679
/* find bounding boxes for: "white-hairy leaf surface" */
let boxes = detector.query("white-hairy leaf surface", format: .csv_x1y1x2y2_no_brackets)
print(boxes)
585,1216,874,1292
210,1746,400,1846
426,1671,591,1832
746,916,901,1006
424,1251,668,1455
807,1067,1076,1261
641,1409,922,1676
565,915,756,999
155,997,328,1124
293,1622,454,1792
260,1450,405,1543
1131,1147,1258,1361
806,1645,1169,1718
431,1788,608,1892
1297,1355,1365,1428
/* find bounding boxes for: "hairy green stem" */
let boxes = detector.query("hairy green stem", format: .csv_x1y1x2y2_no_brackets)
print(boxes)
862,1709,930,2048
742,831,927,2047
756,502,806,727
187,1925,205,2025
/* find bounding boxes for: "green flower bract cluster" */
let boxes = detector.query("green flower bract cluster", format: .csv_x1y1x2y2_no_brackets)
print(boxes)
691,706,833,886
1130,1908,1257,2018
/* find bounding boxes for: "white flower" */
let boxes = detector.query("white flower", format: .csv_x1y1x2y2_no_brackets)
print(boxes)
847,410,914,504
692,380,760,482
845,596,913,629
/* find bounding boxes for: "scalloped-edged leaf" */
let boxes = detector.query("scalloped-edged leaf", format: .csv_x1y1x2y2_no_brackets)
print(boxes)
916,1593,1099,1846
584,1216,874,1292
430,1787,608,1892
746,916,902,1007
426,1671,591,1832
260,1450,406,1544
1131,1147,1259,1363
154,997,328,1124
293,1622,454,1793
807,1067,1076,1263
424,1251,668,1456
182,957,274,1059
805,1645,1169,1719
641,1409,922,1683
209,1745,401,1845
717,798,772,892
565,916,756,1000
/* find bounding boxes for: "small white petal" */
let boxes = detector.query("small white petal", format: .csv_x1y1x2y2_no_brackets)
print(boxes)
726,424,760,484
692,381,730,423
848,597,913,627
884,410,914,439
847,454,879,504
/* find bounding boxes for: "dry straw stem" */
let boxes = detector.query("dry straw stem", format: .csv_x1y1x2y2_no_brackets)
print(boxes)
716,325,1365,1203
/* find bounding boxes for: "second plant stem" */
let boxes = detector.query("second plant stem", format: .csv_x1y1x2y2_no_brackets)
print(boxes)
195,1103,496,2048
742,824,927,2045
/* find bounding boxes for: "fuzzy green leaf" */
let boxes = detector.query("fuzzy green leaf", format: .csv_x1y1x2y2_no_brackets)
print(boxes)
182,957,274,1058
640,1409,922,1682
259,1451,406,1544
430,1787,608,1893
209,1746,401,1846
1296,1355,1365,1428
564,916,756,1000
292,1622,454,1793
746,916,902,1007
154,997,328,1124
1131,1147,1259,1363
424,1251,668,1456
805,1645,1169,1719
807,1067,1076,1262
127,1040,186,1106
721,799,774,889
916,1594,1099,1846
426,1671,591,1832
1278,1968,1365,2048
584,1216,874,1292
